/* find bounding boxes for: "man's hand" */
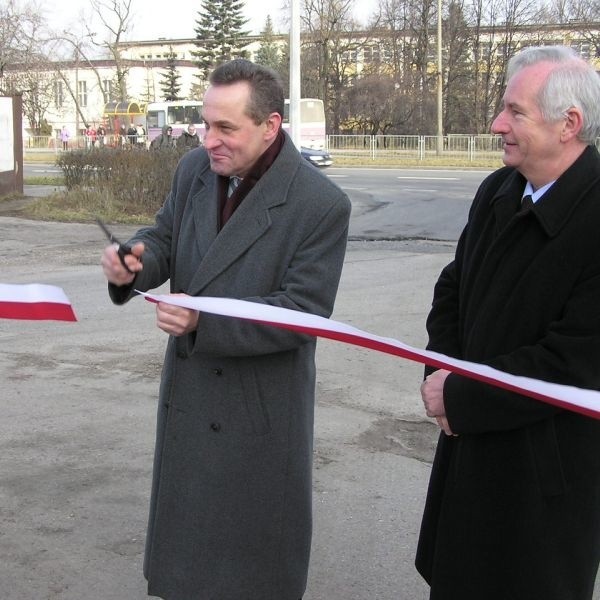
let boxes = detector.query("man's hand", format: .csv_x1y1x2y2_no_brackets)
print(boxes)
101,242,144,286
421,369,455,436
156,294,200,337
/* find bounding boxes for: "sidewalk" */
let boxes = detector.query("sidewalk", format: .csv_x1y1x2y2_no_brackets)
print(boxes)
0,215,449,599
0,216,597,599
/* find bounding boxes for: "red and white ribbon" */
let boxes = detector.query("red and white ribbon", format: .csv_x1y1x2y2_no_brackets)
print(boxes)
138,292,600,420
0,283,77,322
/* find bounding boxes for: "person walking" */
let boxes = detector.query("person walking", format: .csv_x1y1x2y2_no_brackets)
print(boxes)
60,125,70,151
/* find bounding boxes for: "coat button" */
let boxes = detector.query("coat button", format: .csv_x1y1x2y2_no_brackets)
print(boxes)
176,351,187,359
210,422,221,432
213,368,223,375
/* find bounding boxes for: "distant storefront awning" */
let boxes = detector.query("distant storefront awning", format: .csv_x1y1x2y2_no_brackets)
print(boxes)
103,101,147,116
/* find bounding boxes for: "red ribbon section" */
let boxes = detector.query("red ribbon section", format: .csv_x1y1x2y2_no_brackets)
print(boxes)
0,284,77,322
0,300,77,322
139,292,600,421
248,318,600,421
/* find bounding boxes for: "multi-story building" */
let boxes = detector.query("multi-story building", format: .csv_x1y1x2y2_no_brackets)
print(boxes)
5,23,599,140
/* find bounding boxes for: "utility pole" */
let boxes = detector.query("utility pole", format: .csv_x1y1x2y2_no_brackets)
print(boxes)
436,0,443,156
289,0,301,149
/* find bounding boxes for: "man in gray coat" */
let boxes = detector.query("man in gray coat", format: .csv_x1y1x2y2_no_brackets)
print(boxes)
101,59,351,599
418,46,600,600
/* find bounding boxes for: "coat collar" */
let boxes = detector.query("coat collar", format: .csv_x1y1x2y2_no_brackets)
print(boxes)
186,132,302,295
490,145,600,238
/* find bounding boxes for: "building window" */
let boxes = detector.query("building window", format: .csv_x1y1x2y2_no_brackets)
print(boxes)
571,40,590,60
363,45,382,64
102,79,114,103
78,80,87,107
54,81,64,108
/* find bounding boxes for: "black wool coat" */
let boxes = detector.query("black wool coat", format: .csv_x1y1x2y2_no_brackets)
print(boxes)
416,145,600,600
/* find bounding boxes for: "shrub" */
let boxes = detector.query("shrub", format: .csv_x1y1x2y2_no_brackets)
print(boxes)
56,146,187,217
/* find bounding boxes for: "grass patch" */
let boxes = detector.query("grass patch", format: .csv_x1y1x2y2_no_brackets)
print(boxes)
332,155,503,169
23,152,61,163
21,188,153,224
24,176,65,186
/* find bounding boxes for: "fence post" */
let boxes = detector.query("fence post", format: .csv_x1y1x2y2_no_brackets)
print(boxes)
418,136,424,161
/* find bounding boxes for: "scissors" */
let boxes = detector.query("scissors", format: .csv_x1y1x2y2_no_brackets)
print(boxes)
95,217,136,274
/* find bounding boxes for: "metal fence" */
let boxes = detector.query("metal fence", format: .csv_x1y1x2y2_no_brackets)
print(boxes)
24,134,148,152
23,134,600,162
327,134,505,162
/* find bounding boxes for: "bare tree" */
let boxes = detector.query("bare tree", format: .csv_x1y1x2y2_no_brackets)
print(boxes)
378,0,413,77
0,0,59,134
465,0,535,133
88,0,134,101
0,0,44,92
302,0,373,133
564,0,600,59
343,74,414,134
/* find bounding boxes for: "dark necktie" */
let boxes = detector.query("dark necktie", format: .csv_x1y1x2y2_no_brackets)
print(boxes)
228,176,241,198
521,194,534,209
221,177,242,227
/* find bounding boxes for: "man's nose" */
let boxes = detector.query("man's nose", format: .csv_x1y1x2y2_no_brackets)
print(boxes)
491,111,507,134
203,128,218,148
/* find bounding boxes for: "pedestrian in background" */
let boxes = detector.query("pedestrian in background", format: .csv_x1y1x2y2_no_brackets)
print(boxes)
149,125,174,150
60,125,69,151
176,123,200,151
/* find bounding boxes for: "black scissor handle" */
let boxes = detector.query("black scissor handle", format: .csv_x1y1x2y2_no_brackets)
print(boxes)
96,217,137,274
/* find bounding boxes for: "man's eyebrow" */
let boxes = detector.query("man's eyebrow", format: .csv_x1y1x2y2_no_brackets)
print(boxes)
200,115,236,128
504,100,526,112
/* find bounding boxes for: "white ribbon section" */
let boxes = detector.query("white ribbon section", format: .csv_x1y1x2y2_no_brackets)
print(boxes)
0,283,71,305
137,292,600,420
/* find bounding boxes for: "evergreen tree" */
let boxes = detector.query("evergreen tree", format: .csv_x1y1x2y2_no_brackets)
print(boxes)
192,0,251,82
160,47,183,101
255,15,280,70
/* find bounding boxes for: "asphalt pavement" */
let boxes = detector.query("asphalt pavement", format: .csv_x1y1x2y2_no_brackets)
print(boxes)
1,191,598,599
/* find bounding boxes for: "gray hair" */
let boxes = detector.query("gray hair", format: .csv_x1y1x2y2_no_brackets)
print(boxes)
507,45,600,144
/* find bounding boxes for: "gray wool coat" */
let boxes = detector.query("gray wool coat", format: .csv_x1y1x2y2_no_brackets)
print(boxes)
109,133,351,600
416,145,600,600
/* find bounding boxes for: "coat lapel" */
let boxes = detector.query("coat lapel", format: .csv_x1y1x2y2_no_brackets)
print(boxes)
186,134,299,295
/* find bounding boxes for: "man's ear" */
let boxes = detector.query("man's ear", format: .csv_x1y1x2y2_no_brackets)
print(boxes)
561,106,583,142
264,112,283,140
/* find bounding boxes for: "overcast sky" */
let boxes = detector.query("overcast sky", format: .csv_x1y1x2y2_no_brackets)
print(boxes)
42,0,376,42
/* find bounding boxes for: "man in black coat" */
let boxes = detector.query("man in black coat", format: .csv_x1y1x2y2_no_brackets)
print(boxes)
417,45,600,600
176,123,200,150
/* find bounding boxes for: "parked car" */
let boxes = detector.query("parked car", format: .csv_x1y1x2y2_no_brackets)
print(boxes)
301,147,333,168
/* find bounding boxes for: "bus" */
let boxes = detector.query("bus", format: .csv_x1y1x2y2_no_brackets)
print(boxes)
146,100,203,142
145,98,326,149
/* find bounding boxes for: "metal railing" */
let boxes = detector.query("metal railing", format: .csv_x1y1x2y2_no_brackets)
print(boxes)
24,134,149,152
327,134,505,162
327,133,600,161
23,134,600,161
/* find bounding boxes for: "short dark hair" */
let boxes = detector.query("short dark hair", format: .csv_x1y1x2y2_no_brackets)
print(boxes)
208,59,285,125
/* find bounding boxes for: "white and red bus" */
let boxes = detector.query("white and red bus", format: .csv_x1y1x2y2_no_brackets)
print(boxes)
146,98,326,149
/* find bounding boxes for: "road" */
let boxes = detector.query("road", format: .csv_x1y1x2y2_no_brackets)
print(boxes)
0,218,447,600
24,163,490,241
326,167,489,241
